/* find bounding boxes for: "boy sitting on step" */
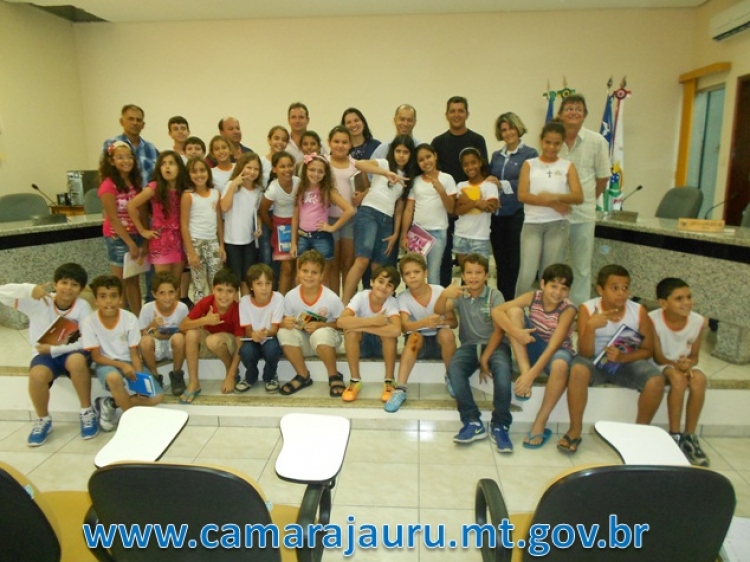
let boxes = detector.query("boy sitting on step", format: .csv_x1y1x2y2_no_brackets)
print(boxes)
337,265,402,403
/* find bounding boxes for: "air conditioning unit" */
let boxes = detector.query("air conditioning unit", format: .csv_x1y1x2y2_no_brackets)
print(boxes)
710,0,750,41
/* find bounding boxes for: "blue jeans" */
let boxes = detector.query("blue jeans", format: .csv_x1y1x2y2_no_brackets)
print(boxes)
425,228,448,285
239,338,281,383
448,343,512,427
354,205,394,265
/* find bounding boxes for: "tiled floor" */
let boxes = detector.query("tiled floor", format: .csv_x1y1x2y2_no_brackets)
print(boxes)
0,419,749,560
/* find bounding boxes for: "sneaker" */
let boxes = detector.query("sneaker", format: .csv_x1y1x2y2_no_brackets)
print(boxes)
94,396,117,432
27,418,52,447
381,380,396,402
265,378,280,393
79,409,99,440
491,425,514,453
169,370,186,397
445,373,456,398
342,380,362,402
453,421,487,444
669,432,682,445
384,389,407,413
234,380,253,394
680,434,710,467
155,374,165,390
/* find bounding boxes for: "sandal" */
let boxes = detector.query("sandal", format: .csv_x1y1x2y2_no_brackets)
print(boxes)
328,372,345,397
557,433,583,454
523,428,552,449
179,388,202,405
279,373,313,396
233,380,253,394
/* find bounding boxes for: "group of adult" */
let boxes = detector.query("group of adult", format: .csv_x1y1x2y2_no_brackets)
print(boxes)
102,94,610,306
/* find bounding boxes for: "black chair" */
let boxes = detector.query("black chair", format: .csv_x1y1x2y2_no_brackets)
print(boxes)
475,464,735,561
84,189,103,214
741,202,750,228
0,193,49,222
86,462,329,562
0,462,94,562
654,186,703,219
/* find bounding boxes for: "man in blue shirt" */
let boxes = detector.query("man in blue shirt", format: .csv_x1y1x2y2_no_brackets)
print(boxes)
102,104,158,187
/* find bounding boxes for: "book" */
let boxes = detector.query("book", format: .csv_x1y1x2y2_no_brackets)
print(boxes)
276,224,292,253
405,223,436,257
123,253,150,279
460,184,483,215
126,371,161,397
37,315,80,345
594,325,644,375
349,170,367,193
295,309,327,329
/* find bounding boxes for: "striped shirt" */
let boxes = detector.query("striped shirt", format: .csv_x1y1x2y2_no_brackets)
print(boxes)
528,290,576,352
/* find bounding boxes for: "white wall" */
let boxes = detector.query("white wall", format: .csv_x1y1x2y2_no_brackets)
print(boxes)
73,8,695,215
0,1,87,198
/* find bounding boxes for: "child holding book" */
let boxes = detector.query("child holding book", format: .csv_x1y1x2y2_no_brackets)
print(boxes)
650,277,709,466
179,269,244,402
337,265,402,403
385,252,457,413
138,272,188,396
276,250,345,396
435,254,513,452
561,264,663,454
0,263,95,446
83,275,163,433
237,264,285,393
491,263,577,448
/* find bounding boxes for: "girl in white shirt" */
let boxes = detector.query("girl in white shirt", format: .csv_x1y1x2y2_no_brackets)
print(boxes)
516,122,583,296
400,143,457,285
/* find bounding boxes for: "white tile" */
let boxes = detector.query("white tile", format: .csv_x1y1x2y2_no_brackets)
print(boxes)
0,421,28,440
335,461,419,508
256,462,307,506
496,465,568,512
702,437,750,471
419,431,496,466
196,427,279,459
28,452,96,491
419,508,482,561
155,425,217,459
193,458,268,482
0,451,53,474
419,464,500,510
57,430,114,454
328,505,420,561
0,420,78,453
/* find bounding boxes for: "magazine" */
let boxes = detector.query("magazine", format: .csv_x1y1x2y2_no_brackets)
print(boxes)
123,253,150,279
276,224,292,253
126,371,161,397
349,170,367,193
406,223,436,257
594,325,644,375
37,315,80,345
295,310,328,329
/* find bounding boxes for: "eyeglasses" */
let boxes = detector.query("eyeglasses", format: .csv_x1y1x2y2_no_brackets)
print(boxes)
563,106,585,113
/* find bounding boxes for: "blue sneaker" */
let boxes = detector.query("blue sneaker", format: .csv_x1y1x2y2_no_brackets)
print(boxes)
384,389,407,413
80,408,99,440
445,373,456,398
27,418,52,447
453,421,487,444
491,425,514,453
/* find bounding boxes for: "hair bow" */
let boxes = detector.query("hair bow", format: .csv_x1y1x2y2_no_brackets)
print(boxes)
303,152,319,165
107,141,130,155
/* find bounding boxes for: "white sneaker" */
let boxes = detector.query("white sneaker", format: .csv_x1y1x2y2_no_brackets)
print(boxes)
94,396,117,432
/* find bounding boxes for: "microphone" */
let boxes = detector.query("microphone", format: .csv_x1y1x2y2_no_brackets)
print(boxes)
619,185,643,208
704,192,739,219
31,183,57,206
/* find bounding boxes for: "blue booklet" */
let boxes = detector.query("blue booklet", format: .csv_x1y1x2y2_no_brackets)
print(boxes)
126,372,162,397
157,325,180,336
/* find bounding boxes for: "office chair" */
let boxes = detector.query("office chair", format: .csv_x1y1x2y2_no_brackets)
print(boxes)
475,464,735,561
83,189,103,214
654,186,703,219
0,193,49,222
86,462,328,562
0,462,95,562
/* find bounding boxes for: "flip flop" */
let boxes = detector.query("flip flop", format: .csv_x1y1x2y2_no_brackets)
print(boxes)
179,388,202,405
523,428,552,449
557,433,583,454
514,390,532,402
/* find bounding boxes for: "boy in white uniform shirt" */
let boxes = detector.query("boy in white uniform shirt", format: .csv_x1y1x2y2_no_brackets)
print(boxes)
138,271,188,394
0,263,95,446
83,275,162,432
338,266,402,403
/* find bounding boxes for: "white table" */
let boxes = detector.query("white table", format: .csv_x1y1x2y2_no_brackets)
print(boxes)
94,407,188,468
275,413,350,485
594,420,691,466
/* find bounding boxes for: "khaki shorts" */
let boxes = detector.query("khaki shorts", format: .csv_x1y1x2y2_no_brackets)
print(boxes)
277,326,342,356
198,330,238,359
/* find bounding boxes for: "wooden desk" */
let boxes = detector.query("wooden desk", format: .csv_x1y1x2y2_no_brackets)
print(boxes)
50,205,85,217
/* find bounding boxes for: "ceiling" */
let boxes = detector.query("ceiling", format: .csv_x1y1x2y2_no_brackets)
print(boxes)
11,0,708,23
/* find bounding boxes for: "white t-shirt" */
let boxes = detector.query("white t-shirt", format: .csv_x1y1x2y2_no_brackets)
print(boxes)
408,171,457,230
187,189,219,240
582,298,641,358
397,284,443,336
1,283,92,358
224,186,263,245
260,155,272,188
362,159,404,216
211,166,235,197
82,309,141,362
239,292,285,339
649,309,704,366
347,290,400,319
138,301,189,335
264,177,300,219
524,158,572,224
454,180,499,240
283,285,344,322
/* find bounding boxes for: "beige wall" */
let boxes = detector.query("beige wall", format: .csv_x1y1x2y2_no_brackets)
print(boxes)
690,0,750,205
0,1,87,198
73,8,696,215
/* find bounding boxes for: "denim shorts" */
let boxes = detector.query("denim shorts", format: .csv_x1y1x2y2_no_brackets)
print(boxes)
523,317,574,374
329,216,354,242
96,362,132,391
402,333,442,360
572,355,663,391
452,236,491,257
354,206,394,265
297,230,334,260
360,332,384,359
104,234,144,267
30,351,90,383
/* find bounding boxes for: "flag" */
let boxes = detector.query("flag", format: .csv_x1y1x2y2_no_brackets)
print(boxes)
600,94,614,159
545,93,555,123
611,96,625,187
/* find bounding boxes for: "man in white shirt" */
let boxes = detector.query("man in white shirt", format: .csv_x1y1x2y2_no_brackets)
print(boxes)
371,104,421,159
